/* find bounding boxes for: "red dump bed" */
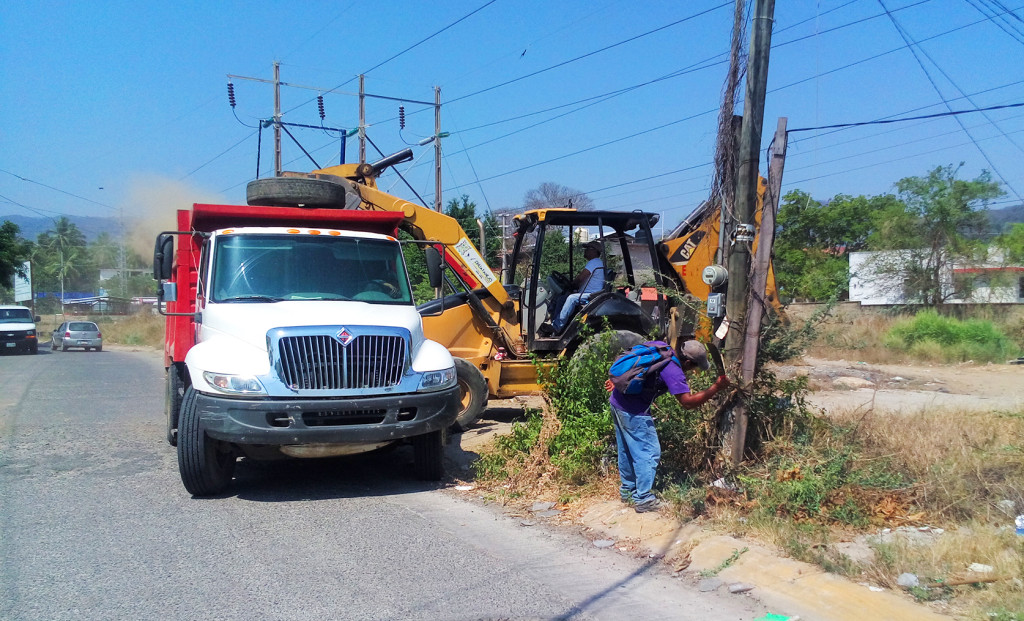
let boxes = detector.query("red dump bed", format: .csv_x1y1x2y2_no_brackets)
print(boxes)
188,204,404,235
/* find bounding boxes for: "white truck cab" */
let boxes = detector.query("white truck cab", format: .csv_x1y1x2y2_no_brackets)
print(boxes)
156,210,459,496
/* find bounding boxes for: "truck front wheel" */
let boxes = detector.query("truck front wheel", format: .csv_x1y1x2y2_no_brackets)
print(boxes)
412,430,444,481
451,358,487,432
177,387,236,496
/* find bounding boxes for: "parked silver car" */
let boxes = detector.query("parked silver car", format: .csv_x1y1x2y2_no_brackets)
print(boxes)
51,321,103,352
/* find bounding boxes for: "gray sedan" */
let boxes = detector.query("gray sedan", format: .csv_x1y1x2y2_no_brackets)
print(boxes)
52,321,103,352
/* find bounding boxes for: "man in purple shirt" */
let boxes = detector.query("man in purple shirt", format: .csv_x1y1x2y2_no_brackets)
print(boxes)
605,340,730,513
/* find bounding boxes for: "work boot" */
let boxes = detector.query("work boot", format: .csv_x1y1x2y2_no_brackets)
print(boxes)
634,498,661,513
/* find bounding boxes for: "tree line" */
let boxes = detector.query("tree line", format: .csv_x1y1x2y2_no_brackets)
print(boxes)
0,216,151,309
774,165,1022,305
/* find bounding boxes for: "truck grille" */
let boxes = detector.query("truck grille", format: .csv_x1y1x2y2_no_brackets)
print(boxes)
277,334,406,390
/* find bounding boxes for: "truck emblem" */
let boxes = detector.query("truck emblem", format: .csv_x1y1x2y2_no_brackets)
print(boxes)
335,328,355,346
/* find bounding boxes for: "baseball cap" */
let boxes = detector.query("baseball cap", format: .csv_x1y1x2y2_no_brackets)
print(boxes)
583,240,603,254
678,340,710,371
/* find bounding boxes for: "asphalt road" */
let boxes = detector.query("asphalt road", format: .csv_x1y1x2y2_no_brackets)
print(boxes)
0,346,764,621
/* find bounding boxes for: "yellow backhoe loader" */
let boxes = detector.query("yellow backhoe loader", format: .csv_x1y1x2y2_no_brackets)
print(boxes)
246,149,779,430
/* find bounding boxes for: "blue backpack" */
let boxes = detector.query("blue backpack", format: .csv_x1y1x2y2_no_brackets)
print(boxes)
608,343,678,395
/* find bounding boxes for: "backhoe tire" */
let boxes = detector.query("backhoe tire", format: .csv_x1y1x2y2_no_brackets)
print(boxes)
567,329,645,375
177,387,236,496
165,363,186,447
451,358,487,432
412,429,444,481
246,177,347,208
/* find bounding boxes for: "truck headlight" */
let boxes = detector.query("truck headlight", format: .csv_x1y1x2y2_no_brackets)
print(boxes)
419,366,456,391
203,371,266,395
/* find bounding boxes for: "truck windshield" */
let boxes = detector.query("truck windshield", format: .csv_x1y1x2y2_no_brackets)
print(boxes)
211,235,413,305
0,308,33,323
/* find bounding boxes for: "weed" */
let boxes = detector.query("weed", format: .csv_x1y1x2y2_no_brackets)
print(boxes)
698,547,748,577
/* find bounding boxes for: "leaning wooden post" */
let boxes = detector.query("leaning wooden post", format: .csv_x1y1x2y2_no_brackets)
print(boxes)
740,118,787,383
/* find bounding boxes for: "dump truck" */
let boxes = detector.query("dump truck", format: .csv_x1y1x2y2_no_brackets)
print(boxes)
154,175,461,496
242,149,780,431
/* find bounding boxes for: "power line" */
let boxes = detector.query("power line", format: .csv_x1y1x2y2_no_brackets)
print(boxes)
284,1,500,116
788,101,1024,132
784,128,1024,187
0,193,61,218
788,126,1024,174
446,107,718,191
963,0,1024,44
440,2,984,177
362,0,499,77
180,130,258,181
789,79,1024,147
0,169,116,211
445,3,732,105
878,0,1023,202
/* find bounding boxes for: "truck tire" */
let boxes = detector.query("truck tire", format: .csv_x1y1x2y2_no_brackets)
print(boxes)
412,429,444,481
451,358,487,432
177,387,236,496
165,363,186,447
246,177,347,208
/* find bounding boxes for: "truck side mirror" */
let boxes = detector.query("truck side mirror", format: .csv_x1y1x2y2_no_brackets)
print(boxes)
160,282,178,303
424,246,443,289
154,234,174,280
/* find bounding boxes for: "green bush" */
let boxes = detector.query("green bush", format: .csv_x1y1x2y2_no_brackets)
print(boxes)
541,329,621,484
885,310,1020,363
474,321,826,504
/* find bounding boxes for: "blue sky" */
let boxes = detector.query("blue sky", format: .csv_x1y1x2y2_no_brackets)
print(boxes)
1,1,1022,236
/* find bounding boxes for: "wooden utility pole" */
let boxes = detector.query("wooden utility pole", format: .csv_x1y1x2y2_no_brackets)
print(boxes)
273,61,282,177
435,86,443,212
725,0,776,464
358,74,366,164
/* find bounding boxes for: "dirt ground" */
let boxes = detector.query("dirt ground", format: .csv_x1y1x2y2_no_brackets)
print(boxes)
775,356,1024,414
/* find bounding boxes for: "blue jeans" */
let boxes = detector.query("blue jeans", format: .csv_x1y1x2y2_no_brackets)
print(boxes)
552,292,590,331
610,403,661,505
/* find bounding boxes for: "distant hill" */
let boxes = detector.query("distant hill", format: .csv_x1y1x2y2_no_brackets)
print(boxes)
0,214,119,242
987,203,1024,234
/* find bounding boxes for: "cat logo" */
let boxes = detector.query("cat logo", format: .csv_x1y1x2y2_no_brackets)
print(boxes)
669,231,706,263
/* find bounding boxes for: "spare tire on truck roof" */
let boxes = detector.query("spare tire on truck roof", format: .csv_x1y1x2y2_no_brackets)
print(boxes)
246,177,347,208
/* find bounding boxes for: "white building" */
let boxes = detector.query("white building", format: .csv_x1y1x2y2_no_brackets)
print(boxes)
849,250,1024,305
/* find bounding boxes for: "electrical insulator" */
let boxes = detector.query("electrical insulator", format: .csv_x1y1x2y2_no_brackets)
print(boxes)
227,82,236,108
399,105,406,130
317,94,325,120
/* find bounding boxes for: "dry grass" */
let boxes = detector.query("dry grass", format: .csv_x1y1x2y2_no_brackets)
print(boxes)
94,313,165,348
865,523,1024,617
806,313,904,362
40,312,165,349
831,407,1024,523
823,405,1024,618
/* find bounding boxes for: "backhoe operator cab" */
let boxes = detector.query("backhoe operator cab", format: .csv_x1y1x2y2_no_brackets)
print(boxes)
508,209,672,353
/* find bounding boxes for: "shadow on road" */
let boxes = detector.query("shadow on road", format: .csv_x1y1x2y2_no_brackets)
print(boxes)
188,402,530,503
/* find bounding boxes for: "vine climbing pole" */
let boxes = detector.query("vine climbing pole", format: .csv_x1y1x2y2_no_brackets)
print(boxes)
719,0,779,465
